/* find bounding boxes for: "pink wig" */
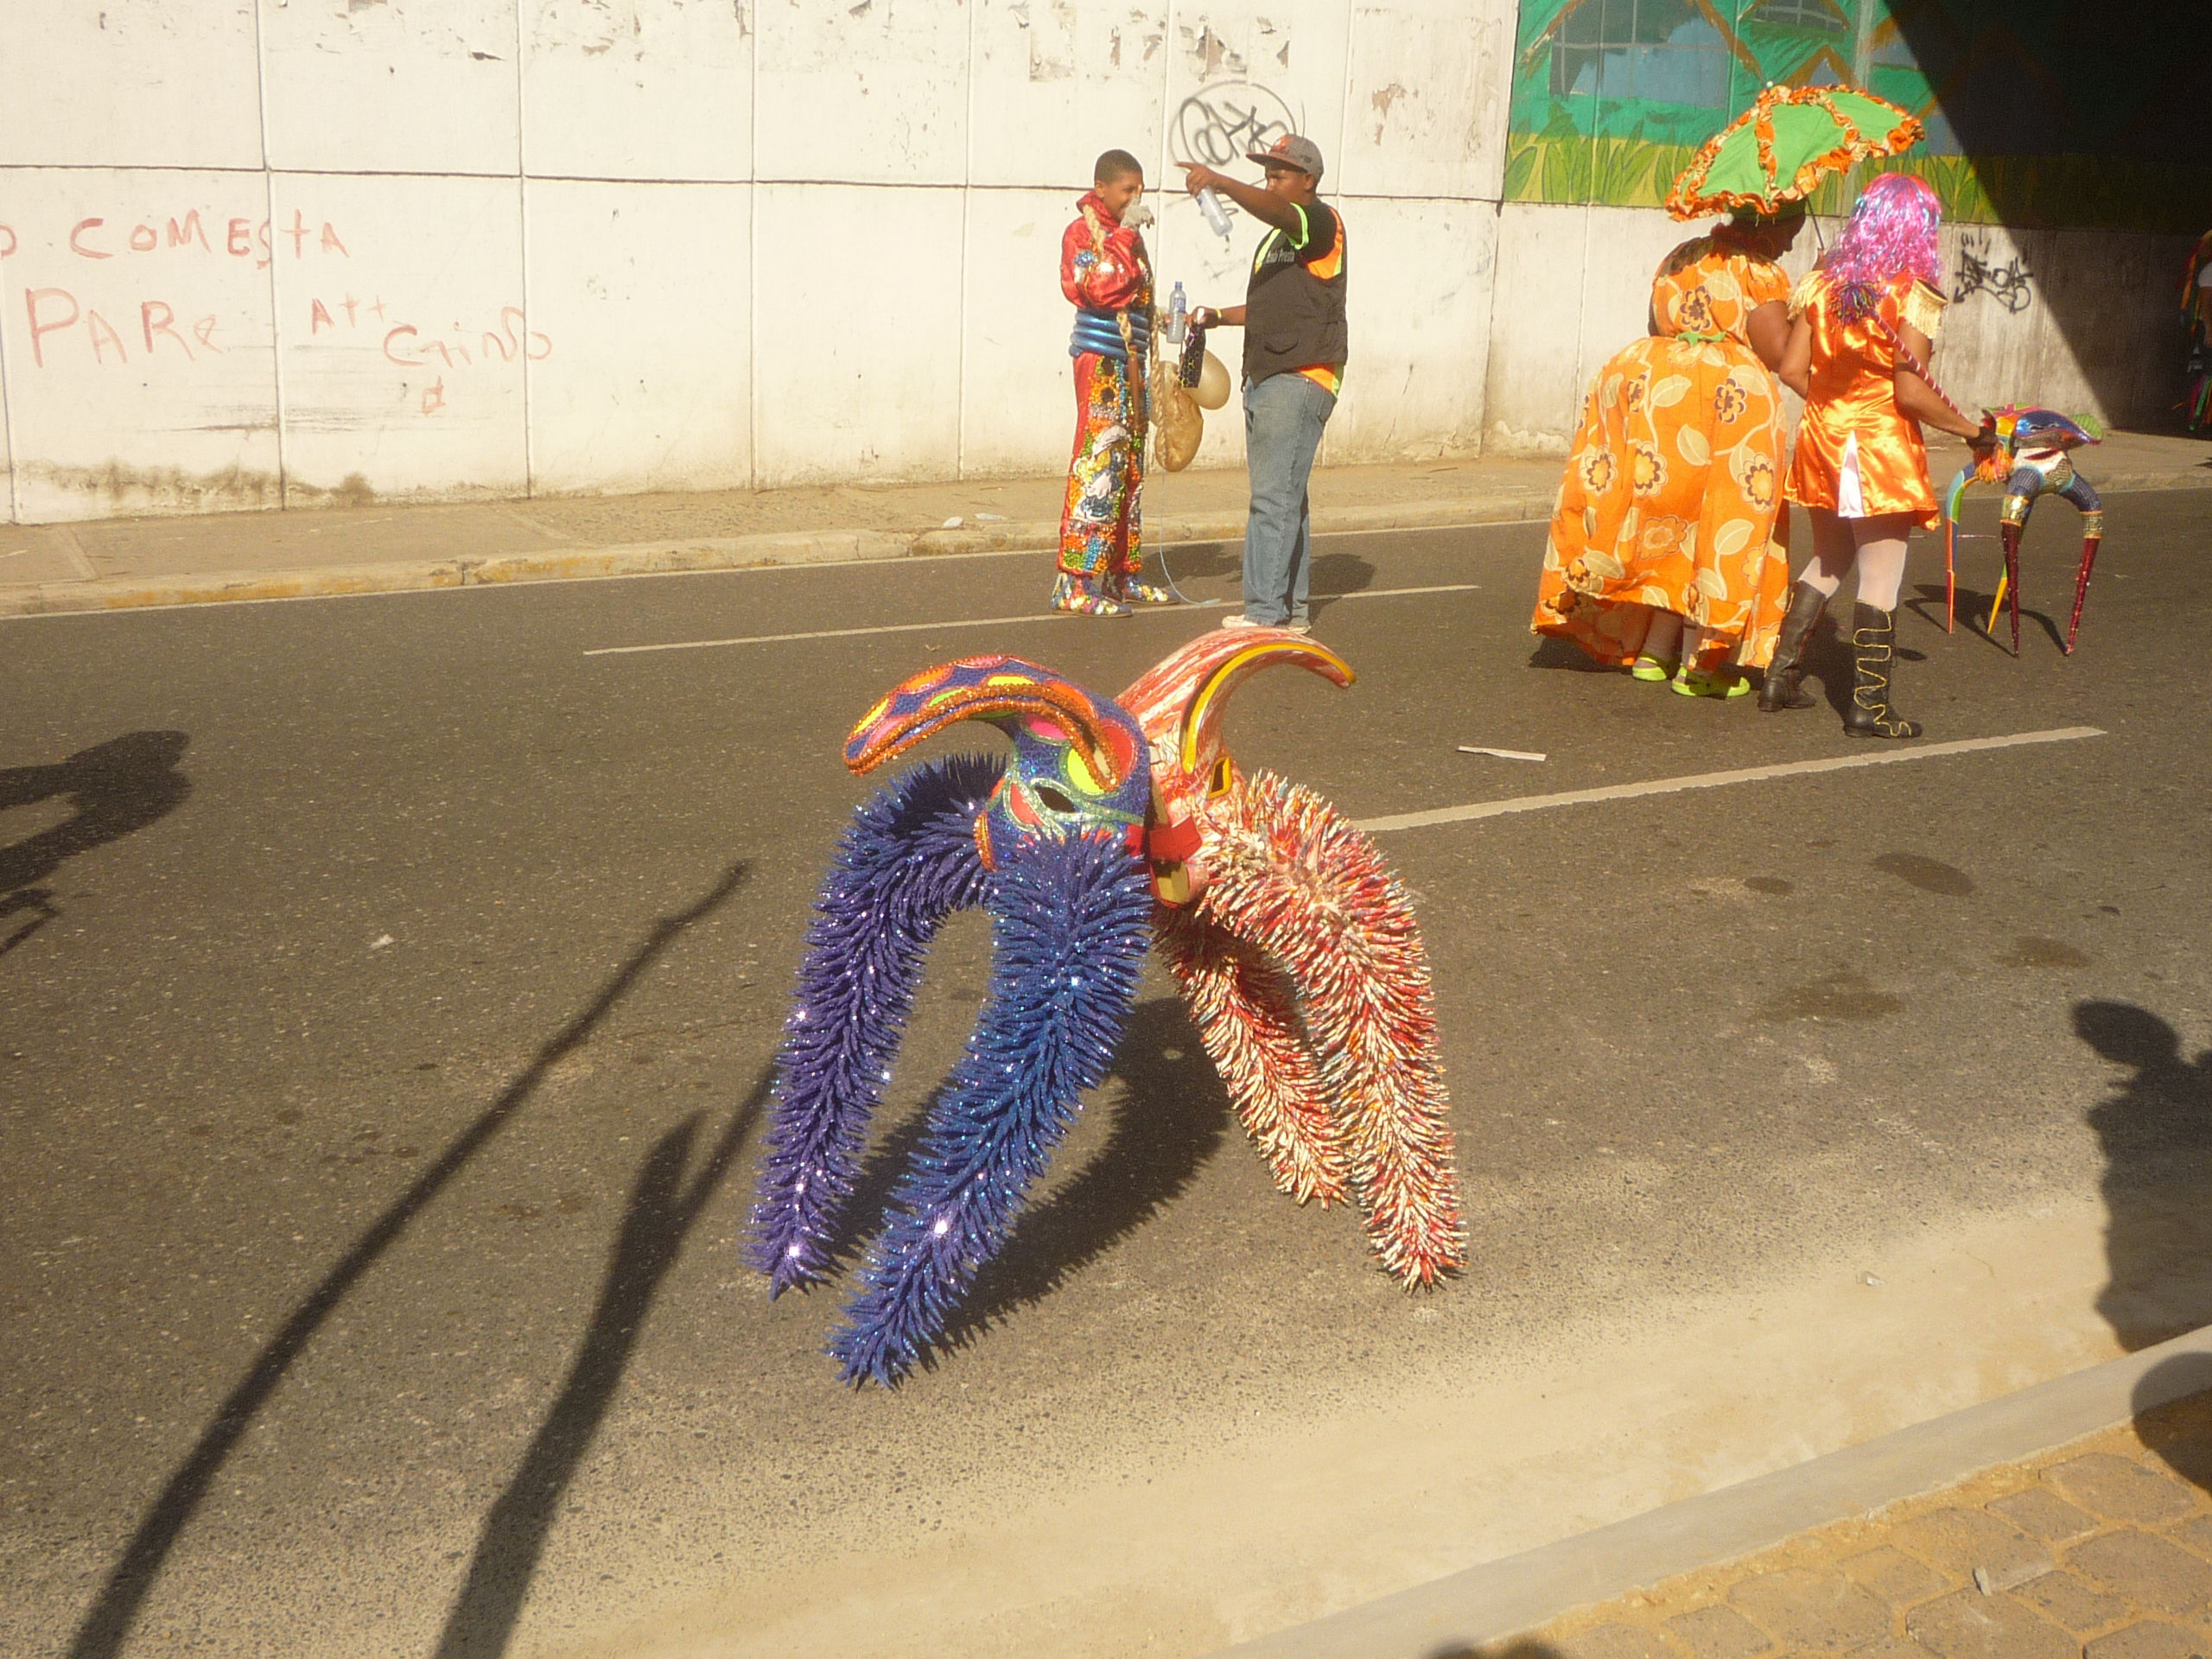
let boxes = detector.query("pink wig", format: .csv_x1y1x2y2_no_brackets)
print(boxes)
1826,173,1942,291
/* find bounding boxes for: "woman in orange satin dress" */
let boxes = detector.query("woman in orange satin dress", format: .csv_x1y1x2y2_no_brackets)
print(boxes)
1764,175,1992,738
1532,207,1804,697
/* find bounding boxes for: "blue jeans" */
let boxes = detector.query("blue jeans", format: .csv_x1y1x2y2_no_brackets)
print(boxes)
1241,372,1335,625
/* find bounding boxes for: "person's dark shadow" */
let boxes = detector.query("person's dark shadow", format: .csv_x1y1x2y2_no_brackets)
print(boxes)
432,1066,771,1658
1424,1642,1564,1658
1310,550,1376,597
2079,1001,2212,1351
2,731,191,956
67,861,752,1659
1526,637,1618,673
2132,1353,2212,1494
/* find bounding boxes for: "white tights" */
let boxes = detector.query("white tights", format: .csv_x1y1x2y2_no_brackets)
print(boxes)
1799,510,1916,613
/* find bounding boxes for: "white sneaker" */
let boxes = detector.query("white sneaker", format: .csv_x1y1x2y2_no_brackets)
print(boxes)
1220,613,1310,632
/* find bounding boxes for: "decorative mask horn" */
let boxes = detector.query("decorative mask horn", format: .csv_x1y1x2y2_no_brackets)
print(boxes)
1119,631,1354,904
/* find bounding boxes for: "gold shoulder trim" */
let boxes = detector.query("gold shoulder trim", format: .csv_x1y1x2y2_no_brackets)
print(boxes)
1900,279,1946,341
1787,270,1823,319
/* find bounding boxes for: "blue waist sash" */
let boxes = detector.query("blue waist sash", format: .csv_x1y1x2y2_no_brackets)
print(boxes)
1071,306,1151,361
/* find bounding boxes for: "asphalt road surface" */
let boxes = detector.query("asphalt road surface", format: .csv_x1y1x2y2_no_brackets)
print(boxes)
4,491,2209,1659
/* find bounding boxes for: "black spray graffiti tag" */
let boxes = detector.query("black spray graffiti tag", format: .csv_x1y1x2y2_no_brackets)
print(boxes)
1172,80,1300,169
1955,234,2033,313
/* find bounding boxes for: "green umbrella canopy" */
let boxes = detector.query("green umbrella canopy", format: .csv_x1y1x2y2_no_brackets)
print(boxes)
1667,84,1922,220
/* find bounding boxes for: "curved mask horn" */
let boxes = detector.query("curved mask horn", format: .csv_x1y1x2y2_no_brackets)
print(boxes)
1119,629,1353,789
846,656,1151,866
847,656,1140,786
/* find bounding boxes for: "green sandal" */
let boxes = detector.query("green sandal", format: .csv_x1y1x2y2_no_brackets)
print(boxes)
1671,665,1750,699
1630,653,1675,683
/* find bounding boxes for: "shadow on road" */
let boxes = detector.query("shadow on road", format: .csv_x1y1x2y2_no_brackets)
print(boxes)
948,995,1230,1347
798,995,1231,1363
1426,1642,1564,1658
2079,1000,2212,1351
1,731,191,958
432,1065,772,1659
2132,1354,2212,1495
66,860,753,1659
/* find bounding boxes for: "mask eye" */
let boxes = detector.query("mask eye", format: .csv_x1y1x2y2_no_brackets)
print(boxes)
1034,785,1077,813
1209,758,1235,797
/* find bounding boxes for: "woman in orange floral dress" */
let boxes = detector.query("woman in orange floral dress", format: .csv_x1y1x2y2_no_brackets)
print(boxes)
1533,207,1804,696
1764,175,1993,739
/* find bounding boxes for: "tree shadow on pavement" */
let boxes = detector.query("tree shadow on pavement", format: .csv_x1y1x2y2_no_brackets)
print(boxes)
1425,1642,1564,1658
2078,1000,2212,1351
432,1065,772,1659
65,861,752,1659
1,731,191,958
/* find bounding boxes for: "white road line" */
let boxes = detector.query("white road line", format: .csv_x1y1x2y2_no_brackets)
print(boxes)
1357,725,2107,834
582,582,1482,657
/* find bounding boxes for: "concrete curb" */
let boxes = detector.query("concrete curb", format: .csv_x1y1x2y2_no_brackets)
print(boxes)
1214,1325,2212,1658
0,491,1559,620
2,467,2201,620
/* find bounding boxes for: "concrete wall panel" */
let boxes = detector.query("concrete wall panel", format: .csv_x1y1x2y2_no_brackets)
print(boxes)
1481,200,1587,456
520,0,753,182
0,168,281,521
524,179,751,494
260,0,520,176
1335,0,1514,201
1,3,264,172
1322,195,1492,463
968,1,1169,192
958,188,1082,478
753,2,969,187
270,173,527,500
751,185,963,486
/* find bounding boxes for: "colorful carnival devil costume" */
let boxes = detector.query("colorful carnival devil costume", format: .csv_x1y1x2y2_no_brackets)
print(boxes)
1941,407,2104,655
1053,153,1173,619
750,637,1463,1384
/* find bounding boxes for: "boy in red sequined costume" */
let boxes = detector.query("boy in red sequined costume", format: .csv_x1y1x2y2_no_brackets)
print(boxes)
1054,149,1172,618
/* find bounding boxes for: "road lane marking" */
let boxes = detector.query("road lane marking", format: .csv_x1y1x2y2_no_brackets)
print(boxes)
582,582,1482,656
1358,726,2107,834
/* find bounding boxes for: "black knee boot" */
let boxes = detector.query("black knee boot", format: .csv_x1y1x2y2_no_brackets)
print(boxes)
1758,582,1829,713
1841,604,1921,740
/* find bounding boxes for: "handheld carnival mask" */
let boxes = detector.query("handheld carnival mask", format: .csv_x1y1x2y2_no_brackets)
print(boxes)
753,641,1464,1386
1942,407,2104,655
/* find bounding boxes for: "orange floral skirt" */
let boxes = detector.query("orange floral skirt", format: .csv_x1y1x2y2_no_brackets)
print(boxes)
1533,335,1792,671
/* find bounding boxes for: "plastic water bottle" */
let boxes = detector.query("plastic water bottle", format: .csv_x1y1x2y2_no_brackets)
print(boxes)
1196,186,1233,243
1166,282,1188,345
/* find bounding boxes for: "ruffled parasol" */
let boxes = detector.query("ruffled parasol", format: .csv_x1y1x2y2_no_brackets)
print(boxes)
1666,84,1922,220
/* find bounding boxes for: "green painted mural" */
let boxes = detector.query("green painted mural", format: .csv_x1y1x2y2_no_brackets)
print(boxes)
1504,1,2212,232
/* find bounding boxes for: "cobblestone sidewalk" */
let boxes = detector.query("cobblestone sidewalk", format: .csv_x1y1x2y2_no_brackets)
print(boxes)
1510,1393,2212,1659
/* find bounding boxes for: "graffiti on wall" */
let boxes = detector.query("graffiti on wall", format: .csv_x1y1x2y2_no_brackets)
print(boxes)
1503,0,2212,233
0,203,550,416
1953,233,2032,312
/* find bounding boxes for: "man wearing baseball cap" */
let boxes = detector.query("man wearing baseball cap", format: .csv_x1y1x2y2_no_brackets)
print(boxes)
1180,133,1344,634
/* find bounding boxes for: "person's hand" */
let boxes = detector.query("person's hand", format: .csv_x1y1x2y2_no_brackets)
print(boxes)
1190,307,1217,330
1969,411,1999,451
1177,162,1224,197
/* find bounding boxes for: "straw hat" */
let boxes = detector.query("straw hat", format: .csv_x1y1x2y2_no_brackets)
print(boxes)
1155,385,1202,471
